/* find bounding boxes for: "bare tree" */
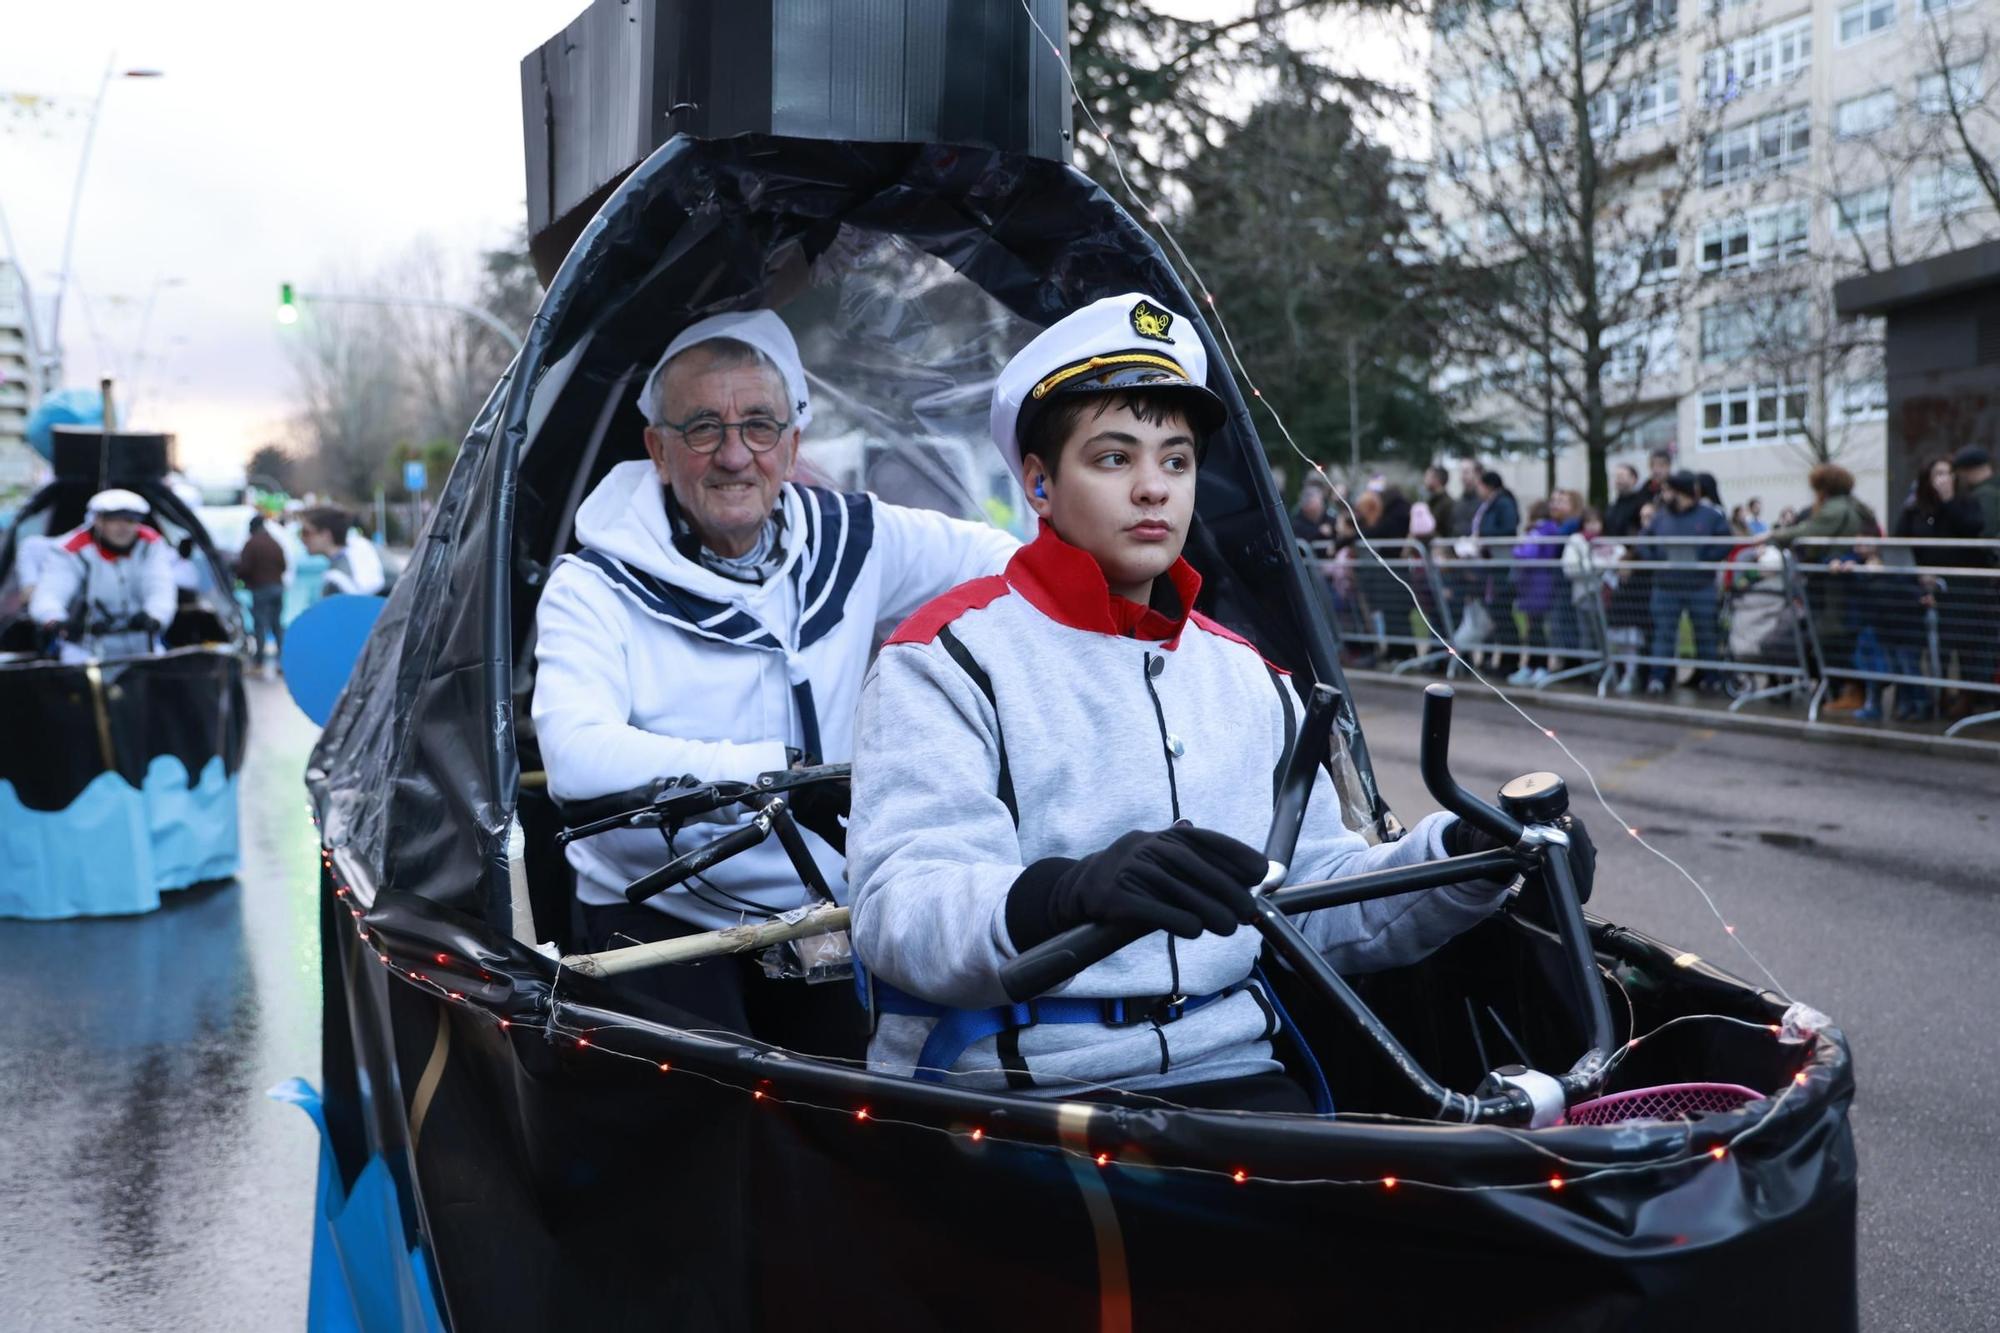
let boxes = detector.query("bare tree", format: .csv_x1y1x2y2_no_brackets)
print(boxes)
1910,1,2000,219
392,239,517,452
283,281,409,503
1429,0,1719,506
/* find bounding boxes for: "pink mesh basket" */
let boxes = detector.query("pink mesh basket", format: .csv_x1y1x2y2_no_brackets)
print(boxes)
1563,1082,1765,1126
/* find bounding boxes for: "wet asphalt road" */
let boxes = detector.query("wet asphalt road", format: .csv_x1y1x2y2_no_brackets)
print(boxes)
0,675,321,1332
0,672,1991,1330
1351,679,2000,1333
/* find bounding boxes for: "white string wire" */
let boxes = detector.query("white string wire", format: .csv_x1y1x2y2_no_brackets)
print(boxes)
1017,0,1790,1001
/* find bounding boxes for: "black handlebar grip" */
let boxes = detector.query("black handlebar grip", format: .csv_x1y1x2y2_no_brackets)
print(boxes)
1265,684,1340,868
623,819,772,904
1418,685,1523,845
999,920,1150,1004
1000,682,1345,1004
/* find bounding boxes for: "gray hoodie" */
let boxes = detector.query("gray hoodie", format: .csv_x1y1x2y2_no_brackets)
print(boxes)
848,529,1509,1095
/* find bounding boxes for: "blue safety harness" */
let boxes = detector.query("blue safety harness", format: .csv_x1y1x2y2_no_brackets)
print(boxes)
857,963,1334,1113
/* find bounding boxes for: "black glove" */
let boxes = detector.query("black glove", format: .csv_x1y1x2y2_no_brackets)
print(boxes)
1005,826,1266,952
131,612,160,634
1443,814,1595,907
786,774,850,854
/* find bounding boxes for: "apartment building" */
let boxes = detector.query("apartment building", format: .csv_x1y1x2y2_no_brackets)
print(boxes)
0,261,41,494
1430,0,2000,516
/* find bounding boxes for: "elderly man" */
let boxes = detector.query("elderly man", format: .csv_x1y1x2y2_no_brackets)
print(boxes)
31,488,178,660
531,309,1019,1013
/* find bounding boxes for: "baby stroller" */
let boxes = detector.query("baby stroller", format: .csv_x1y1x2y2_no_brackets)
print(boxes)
1722,546,1808,706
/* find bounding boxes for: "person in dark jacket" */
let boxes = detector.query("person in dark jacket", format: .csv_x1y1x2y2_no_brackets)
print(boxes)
1903,453,1998,718
1957,445,2000,539
1638,471,1731,693
236,514,288,670
1421,465,1455,540
1292,479,1339,557
1467,470,1522,674
1603,463,1649,538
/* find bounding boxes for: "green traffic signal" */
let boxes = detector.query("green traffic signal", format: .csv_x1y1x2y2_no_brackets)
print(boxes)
277,283,298,325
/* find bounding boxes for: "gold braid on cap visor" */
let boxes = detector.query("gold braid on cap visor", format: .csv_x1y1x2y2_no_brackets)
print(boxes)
1028,352,1192,401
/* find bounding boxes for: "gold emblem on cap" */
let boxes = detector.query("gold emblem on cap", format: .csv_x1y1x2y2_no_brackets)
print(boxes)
1130,299,1174,342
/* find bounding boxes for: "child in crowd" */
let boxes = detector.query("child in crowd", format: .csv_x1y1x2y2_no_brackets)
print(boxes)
843,293,1573,1112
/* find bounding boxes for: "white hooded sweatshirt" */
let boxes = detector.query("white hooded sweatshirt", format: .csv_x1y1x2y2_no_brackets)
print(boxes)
29,525,179,659
532,460,1018,929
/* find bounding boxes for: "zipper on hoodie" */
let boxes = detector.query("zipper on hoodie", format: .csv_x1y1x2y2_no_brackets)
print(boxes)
1143,651,1186,1003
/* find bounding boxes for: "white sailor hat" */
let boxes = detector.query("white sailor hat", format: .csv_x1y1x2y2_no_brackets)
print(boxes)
635,308,813,430
87,488,149,518
990,292,1228,477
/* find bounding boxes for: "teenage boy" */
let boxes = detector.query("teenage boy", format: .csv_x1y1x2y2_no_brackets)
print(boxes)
845,294,1568,1112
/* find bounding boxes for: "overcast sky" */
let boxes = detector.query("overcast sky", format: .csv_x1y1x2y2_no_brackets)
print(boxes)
1,0,581,478
2,1,1421,481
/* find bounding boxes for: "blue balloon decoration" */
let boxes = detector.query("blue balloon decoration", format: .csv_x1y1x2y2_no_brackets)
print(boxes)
25,387,112,459
282,595,386,726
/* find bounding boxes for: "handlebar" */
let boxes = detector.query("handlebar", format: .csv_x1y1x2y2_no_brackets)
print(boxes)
1418,685,1522,844
555,765,850,847
624,801,784,904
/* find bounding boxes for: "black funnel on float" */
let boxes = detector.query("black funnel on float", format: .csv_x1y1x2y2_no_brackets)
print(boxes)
49,428,176,489
521,0,1074,283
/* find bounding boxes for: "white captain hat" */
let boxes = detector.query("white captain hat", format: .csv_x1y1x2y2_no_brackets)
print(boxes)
87,488,149,518
636,308,814,429
990,292,1228,476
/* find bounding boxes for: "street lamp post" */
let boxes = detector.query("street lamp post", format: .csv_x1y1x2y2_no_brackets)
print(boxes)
43,58,164,393
277,286,524,353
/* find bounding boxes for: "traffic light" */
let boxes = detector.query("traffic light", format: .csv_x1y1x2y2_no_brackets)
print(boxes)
277,283,298,325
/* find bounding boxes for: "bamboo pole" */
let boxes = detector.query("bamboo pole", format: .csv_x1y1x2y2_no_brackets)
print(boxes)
562,904,851,978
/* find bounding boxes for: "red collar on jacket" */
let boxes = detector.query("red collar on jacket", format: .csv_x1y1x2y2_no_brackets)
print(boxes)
1005,524,1203,646
63,525,160,562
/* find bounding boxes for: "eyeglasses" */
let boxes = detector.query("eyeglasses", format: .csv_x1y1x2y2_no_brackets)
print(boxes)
658,414,791,454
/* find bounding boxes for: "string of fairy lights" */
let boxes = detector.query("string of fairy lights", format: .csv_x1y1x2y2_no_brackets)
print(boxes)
1015,0,1793,1003
316,821,1822,1196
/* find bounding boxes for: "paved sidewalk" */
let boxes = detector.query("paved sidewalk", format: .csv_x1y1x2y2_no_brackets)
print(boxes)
1343,663,2000,761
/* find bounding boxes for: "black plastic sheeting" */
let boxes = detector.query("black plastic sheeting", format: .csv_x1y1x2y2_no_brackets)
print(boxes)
305,135,1857,1329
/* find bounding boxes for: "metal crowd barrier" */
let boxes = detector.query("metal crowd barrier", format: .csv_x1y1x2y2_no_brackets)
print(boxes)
1307,533,2000,738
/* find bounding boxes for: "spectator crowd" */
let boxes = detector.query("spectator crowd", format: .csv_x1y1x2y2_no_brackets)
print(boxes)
1293,444,2000,725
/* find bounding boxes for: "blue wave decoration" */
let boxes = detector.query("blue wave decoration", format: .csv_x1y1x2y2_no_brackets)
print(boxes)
0,754,239,919
270,1079,447,1333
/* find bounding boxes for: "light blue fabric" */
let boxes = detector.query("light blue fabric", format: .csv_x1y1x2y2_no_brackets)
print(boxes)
0,754,238,919
270,1079,447,1333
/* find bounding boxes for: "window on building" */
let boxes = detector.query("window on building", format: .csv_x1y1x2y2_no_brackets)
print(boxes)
1584,0,1679,62
1698,201,1809,270
1910,165,1984,221
1640,233,1681,283
1830,185,1893,235
1606,313,1682,380
1838,0,1895,45
1590,67,1683,135
1835,89,1898,138
1699,383,1808,448
1830,378,1888,422
1701,105,1810,185
1703,16,1813,102
1916,61,1983,116
1700,293,1809,362
1919,0,1974,11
